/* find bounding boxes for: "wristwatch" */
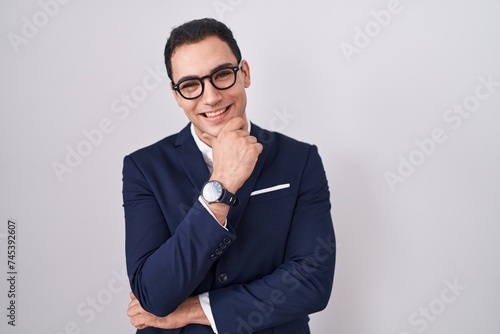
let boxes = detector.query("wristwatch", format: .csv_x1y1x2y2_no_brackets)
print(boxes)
201,180,239,206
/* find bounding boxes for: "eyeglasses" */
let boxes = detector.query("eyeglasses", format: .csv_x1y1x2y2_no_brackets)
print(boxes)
172,60,243,100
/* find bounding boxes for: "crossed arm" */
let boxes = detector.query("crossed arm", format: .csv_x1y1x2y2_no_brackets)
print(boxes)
127,292,208,330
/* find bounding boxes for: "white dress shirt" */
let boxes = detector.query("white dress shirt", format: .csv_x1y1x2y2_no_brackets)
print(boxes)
189,122,251,333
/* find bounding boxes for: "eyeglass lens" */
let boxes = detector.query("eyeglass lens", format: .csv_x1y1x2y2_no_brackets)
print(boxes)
178,67,237,99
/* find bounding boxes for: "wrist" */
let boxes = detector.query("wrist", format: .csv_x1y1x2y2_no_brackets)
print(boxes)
199,195,229,226
154,296,210,329
201,178,239,207
209,174,239,194
186,296,210,326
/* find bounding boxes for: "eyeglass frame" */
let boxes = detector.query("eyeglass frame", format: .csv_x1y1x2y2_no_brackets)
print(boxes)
171,60,244,100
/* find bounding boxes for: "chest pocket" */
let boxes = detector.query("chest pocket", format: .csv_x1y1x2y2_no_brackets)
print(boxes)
247,183,293,205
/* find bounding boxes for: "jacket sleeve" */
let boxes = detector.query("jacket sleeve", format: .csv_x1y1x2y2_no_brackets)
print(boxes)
209,145,336,333
122,154,237,317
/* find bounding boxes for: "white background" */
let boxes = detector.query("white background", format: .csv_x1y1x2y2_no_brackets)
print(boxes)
1,1,499,333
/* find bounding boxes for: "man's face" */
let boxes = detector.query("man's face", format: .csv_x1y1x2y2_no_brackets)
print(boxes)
170,36,251,144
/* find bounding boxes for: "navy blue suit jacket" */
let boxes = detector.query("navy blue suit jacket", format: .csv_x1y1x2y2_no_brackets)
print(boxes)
123,123,335,334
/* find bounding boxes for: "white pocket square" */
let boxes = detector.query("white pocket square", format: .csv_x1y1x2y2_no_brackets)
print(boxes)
250,183,290,196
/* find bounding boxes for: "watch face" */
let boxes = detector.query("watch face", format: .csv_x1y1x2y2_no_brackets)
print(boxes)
202,181,223,202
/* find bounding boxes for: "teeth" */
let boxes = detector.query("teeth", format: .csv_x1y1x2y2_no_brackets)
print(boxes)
205,107,227,118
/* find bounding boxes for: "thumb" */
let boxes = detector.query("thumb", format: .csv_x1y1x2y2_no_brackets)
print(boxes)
201,132,216,145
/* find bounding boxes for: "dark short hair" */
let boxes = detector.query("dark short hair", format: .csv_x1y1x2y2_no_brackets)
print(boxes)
164,18,242,81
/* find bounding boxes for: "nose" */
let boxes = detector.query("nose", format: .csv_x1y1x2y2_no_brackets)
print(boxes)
201,79,222,105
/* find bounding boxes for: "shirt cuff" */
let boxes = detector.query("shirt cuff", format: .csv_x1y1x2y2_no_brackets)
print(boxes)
198,196,228,230
199,292,219,334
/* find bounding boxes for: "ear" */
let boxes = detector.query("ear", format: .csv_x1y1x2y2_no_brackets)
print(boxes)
240,59,251,88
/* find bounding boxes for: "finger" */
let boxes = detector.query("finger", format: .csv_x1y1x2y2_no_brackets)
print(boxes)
232,129,251,137
127,299,143,317
130,315,147,329
222,116,246,132
245,135,258,144
130,312,156,330
234,133,261,145
257,142,264,153
201,132,215,145
128,296,140,309
127,303,140,317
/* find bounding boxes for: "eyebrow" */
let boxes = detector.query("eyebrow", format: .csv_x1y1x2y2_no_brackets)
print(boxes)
175,62,234,84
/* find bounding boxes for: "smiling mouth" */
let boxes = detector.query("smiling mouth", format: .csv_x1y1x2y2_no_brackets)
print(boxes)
203,107,228,118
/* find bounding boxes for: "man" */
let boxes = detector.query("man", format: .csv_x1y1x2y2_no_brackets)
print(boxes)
123,18,335,333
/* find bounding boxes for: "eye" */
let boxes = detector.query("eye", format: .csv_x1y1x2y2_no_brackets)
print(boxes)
214,69,233,80
180,80,200,92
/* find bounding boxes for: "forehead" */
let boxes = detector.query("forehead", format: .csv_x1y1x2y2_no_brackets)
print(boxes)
170,36,237,81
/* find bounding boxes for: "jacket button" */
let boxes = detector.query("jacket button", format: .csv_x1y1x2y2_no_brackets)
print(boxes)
223,237,232,245
219,242,227,249
218,273,228,283
210,253,217,260
215,248,222,255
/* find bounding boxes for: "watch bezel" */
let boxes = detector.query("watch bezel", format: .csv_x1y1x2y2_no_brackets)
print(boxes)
201,180,239,206
202,180,223,203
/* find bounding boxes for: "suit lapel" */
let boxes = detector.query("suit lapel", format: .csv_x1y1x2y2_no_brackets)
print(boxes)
174,124,211,193
227,123,273,230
